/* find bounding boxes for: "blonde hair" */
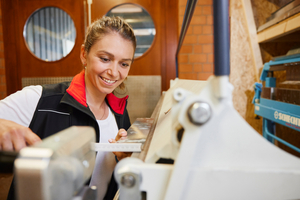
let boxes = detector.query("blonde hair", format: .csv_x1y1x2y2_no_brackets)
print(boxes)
84,16,136,90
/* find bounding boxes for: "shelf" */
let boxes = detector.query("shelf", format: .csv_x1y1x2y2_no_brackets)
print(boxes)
257,12,300,43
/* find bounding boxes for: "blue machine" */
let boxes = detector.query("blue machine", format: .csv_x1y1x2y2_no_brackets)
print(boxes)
253,53,300,153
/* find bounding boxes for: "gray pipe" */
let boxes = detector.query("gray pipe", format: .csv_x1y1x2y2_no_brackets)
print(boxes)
213,0,230,76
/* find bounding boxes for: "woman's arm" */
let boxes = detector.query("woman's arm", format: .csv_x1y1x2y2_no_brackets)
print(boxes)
0,86,42,151
0,85,42,126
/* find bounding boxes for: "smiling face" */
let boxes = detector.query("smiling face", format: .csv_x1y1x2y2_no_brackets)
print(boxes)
81,32,135,95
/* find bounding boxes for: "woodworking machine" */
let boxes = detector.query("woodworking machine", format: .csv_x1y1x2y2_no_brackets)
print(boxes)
113,0,300,200
114,75,300,199
253,53,300,153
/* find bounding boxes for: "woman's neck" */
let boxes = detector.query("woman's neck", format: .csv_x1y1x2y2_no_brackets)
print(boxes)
85,75,109,120
85,74,106,108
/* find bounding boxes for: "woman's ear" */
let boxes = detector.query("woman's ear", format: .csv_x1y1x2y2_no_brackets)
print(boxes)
80,45,87,65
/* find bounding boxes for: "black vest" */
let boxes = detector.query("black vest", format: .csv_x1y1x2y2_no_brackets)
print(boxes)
29,81,131,142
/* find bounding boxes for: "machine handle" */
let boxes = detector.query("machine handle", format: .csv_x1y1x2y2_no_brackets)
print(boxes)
213,0,230,76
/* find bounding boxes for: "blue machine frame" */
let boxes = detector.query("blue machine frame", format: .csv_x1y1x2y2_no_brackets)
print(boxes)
253,54,300,153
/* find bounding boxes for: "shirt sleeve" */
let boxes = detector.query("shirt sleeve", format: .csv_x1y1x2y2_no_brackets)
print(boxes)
0,85,42,127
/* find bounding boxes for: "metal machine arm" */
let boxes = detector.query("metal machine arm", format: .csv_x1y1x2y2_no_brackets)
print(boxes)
14,126,96,200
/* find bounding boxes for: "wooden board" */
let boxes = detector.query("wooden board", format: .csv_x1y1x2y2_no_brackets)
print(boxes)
257,12,300,43
230,0,263,134
242,0,264,78
137,92,165,162
144,79,206,163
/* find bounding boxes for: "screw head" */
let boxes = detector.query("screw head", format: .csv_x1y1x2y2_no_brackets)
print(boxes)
82,160,89,168
121,174,135,188
188,102,212,125
173,88,186,102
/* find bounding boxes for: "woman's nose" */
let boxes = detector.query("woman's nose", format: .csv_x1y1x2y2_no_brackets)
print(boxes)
107,62,118,77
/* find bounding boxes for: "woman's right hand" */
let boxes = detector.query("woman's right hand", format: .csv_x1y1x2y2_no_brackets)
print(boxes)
0,119,41,151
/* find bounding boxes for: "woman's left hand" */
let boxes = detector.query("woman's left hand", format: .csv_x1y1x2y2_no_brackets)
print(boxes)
108,128,132,161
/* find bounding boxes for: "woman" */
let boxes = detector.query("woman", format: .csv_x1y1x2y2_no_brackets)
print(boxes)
0,16,136,200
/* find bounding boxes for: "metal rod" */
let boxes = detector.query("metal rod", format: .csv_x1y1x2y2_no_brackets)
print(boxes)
175,0,198,78
264,123,300,153
213,0,230,76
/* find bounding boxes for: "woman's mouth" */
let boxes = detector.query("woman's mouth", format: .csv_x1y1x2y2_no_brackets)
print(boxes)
101,76,117,84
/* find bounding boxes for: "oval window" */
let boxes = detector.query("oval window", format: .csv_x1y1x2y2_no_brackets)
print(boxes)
106,4,156,58
23,7,76,62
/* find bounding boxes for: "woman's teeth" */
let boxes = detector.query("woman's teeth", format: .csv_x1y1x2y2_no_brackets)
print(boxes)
102,77,116,84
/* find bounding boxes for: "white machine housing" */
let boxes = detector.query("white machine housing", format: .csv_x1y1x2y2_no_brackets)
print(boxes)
14,126,96,200
114,76,300,200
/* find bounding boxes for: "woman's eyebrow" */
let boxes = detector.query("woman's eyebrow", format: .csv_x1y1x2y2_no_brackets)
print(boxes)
122,58,133,62
96,51,132,61
96,50,114,58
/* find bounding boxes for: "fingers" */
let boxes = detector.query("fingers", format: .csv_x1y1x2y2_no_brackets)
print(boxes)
108,139,116,143
11,128,27,151
24,128,41,146
12,128,41,151
108,134,132,161
113,152,132,161
115,129,127,141
107,129,132,161
0,120,41,151
1,128,27,151
1,131,13,151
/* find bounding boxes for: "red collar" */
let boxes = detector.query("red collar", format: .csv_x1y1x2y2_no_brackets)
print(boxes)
66,70,128,115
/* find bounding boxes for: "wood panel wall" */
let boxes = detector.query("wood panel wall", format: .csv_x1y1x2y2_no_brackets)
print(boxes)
1,0,85,96
0,0,6,100
0,1,12,199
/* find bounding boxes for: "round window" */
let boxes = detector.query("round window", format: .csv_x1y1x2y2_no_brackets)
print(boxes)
24,7,76,62
106,4,156,58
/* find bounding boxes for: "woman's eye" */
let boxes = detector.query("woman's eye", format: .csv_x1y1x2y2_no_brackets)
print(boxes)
101,57,109,62
122,63,129,67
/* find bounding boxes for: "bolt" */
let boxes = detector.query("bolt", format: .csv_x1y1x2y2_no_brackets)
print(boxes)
82,160,89,168
174,88,186,102
188,101,212,125
121,174,135,188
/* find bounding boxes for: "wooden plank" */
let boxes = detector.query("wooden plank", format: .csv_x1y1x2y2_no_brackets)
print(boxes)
137,92,165,161
286,13,300,32
241,0,263,80
257,1,300,32
257,12,300,43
